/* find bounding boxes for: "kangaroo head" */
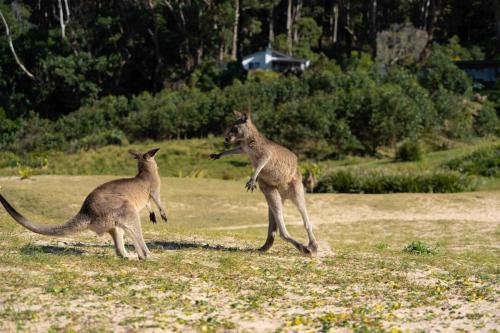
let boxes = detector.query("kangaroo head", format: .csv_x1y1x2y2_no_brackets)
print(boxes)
128,148,160,174
225,110,254,145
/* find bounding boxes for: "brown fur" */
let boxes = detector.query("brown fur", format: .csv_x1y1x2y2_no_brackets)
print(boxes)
210,111,318,255
0,148,168,259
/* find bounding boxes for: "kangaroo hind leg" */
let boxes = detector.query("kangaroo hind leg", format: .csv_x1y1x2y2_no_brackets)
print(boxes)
290,177,318,254
120,206,151,260
109,227,129,259
259,207,277,252
123,222,150,260
263,185,310,255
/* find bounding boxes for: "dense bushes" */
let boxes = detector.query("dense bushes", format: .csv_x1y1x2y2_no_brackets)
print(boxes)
395,141,422,162
1,49,498,156
419,47,472,96
444,145,500,177
315,169,474,193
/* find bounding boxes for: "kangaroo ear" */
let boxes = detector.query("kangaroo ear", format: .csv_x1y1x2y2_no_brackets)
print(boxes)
233,110,247,122
143,148,160,159
128,150,141,159
233,110,244,119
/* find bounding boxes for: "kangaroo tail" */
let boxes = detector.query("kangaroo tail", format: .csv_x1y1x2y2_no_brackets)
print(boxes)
0,194,90,236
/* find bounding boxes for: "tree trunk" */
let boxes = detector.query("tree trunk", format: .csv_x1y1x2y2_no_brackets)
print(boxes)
146,0,162,91
57,0,66,39
420,0,441,62
287,0,293,54
231,0,239,60
268,6,274,44
370,0,377,56
493,0,500,53
330,1,339,43
196,42,204,66
421,0,430,30
219,42,225,65
342,0,353,56
293,0,303,44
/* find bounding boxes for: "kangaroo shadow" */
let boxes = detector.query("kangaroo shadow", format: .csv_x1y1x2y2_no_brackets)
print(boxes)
20,241,114,256
20,244,85,256
19,241,256,256
147,240,256,253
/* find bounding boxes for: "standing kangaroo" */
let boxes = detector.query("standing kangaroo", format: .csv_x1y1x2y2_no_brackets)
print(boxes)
210,111,318,255
0,148,168,259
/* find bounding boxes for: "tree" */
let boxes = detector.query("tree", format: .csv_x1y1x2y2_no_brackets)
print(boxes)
231,0,239,60
377,23,428,67
493,0,500,53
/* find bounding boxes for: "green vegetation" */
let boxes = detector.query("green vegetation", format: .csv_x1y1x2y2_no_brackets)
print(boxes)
403,241,438,255
2,57,499,159
0,138,252,180
2,138,499,193
395,141,423,162
315,169,474,194
444,145,500,177
1,2,498,159
1,1,495,121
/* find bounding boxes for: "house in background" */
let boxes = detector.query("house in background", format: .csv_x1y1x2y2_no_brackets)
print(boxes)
242,46,310,73
455,60,500,86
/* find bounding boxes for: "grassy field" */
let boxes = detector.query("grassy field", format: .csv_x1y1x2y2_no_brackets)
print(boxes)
0,175,498,332
1,137,499,190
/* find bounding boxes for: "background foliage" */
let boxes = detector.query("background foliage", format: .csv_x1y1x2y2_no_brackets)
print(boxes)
0,0,498,159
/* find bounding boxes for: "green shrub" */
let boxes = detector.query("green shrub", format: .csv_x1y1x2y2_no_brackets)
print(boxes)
419,47,472,96
315,169,474,193
0,108,19,150
17,163,34,180
395,141,422,162
55,95,130,141
385,68,437,130
434,89,474,139
473,101,500,136
444,145,500,177
9,113,67,153
1,60,492,156
75,129,129,151
345,83,430,154
403,241,437,255
260,93,352,157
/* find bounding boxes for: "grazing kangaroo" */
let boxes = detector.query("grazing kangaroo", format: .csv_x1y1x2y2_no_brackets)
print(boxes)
210,111,318,255
0,148,168,259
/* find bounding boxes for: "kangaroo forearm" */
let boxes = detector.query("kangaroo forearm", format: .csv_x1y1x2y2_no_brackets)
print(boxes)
251,155,271,180
150,192,168,222
150,194,164,211
220,147,243,158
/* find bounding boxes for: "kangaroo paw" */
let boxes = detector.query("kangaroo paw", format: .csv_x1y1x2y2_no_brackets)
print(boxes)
160,211,168,223
149,212,157,224
245,179,257,192
307,242,318,254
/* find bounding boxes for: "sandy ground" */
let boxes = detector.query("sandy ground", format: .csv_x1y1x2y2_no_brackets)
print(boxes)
0,176,498,332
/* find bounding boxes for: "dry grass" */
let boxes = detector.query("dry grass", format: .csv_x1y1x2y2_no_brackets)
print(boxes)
0,176,499,332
